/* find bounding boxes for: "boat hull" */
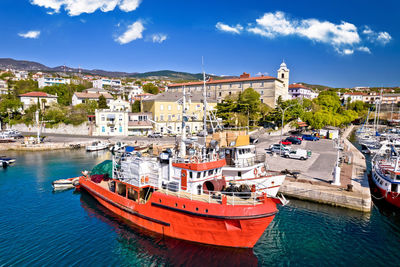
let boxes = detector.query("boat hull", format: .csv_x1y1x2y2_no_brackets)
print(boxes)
369,174,400,208
79,177,278,248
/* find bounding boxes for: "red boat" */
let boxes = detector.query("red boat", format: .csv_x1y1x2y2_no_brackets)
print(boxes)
371,154,400,208
77,88,285,248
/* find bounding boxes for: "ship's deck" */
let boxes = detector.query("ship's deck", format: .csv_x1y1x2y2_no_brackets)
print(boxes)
92,179,261,206
156,188,259,206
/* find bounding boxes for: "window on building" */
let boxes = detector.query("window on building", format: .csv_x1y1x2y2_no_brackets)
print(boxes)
168,115,172,121
177,114,181,121
260,90,264,95
119,126,123,132
160,104,164,111
250,82,253,87
160,115,164,121
229,92,232,95
229,84,232,88
281,73,285,79
261,82,264,87
110,127,114,133
219,92,222,97
177,105,181,111
102,126,105,132
119,115,123,121
101,115,105,121
261,99,264,103
219,84,221,89
168,105,171,110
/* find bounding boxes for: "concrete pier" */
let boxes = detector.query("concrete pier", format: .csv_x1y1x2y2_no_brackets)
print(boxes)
258,125,371,212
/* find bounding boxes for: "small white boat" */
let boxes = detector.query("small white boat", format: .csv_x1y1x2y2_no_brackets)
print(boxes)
1,156,16,168
86,141,110,152
110,141,126,153
52,177,80,190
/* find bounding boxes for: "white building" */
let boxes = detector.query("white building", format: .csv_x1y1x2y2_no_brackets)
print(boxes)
93,79,122,89
0,80,8,95
94,99,130,136
342,92,365,103
82,87,110,95
13,70,28,80
38,77,71,88
128,112,153,136
288,84,319,99
127,86,144,103
19,91,58,109
72,92,113,106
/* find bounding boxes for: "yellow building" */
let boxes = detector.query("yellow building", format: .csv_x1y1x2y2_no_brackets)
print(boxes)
141,92,217,134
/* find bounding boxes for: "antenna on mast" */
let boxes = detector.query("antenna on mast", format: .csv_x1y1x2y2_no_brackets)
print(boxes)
202,56,207,136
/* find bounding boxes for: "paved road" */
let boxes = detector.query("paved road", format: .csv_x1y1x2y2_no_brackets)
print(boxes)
255,133,337,183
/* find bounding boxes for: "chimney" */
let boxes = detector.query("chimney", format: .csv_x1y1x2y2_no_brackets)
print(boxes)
240,72,250,78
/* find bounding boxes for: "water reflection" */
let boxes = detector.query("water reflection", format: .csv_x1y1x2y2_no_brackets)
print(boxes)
79,192,258,267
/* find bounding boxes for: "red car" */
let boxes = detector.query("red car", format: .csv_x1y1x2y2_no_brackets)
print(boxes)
280,140,292,145
291,135,302,141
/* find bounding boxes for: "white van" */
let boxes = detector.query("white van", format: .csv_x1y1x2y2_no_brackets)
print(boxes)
284,149,311,160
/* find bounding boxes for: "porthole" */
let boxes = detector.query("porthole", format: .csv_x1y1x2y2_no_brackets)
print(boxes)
183,204,186,209
175,203,178,207
159,199,162,203
205,209,208,213
196,207,199,211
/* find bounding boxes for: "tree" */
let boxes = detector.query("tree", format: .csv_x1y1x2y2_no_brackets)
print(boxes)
98,94,109,109
131,100,141,112
143,83,159,94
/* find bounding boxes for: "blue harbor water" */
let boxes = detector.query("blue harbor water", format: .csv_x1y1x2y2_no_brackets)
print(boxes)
1,150,400,266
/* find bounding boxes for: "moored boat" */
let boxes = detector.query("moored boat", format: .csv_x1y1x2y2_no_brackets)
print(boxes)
370,153,400,208
86,141,110,152
52,177,80,190
222,138,286,197
1,156,16,168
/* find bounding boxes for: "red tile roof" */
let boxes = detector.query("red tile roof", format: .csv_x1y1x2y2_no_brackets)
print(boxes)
19,91,57,98
344,92,367,95
289,83,310,89
74,92,113,99
168,75,278,87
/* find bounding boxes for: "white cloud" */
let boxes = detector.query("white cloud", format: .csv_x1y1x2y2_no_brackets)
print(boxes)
362,26,392,45
357,46,371,54
151,33,167,43
218,11,392,55
18,30,41,39
377,31,392,45
30,0,141,16
115,20,144,44
215,22,243,34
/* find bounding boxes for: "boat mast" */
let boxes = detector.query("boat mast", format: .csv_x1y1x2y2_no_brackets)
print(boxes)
202,56,207,136
179,86,187,158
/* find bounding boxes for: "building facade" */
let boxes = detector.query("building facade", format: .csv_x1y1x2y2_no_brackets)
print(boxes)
343,92,365,103
0,80,8,95
128,112,153,136
19,91,58,109
94,100,130,136
72,92,113,106
167,62,290,107
288,83,319,99
93,79,122,89
38,77,71,88
141,92,217,134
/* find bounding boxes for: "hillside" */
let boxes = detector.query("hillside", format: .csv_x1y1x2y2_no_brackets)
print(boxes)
0,58,217,81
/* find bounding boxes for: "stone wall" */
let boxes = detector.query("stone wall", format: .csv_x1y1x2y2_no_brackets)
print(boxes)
12,123,90,135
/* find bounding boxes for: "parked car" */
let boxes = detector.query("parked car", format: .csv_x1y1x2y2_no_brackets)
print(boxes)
284,137,302,145
284,149,312,160
280,140,292,145
290,135,303,141
302,134,320,141
267,144,292,154
148,132,163,138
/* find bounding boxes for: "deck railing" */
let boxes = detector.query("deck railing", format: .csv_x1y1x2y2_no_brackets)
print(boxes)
160,187,269,206
225,154,266,168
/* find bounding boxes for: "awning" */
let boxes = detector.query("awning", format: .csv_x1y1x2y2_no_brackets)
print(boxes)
297,122,308,127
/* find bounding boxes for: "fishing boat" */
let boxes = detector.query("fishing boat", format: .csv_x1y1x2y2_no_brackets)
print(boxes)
77,86,286,248
370,151,400,208
222,138,286,197
86,141,110,152
1,156,16,168
52,177,80,190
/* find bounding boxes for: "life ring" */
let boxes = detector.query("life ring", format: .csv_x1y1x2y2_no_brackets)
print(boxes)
254,168,258,176
191,156,199,163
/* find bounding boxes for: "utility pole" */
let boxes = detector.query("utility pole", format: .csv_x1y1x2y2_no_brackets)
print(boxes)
278,104,295,156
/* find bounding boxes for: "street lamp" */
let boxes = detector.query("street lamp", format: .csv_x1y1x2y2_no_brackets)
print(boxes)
278,104,295,156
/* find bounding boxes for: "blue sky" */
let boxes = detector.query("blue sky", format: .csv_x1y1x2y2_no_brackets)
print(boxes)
0,0,398,87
